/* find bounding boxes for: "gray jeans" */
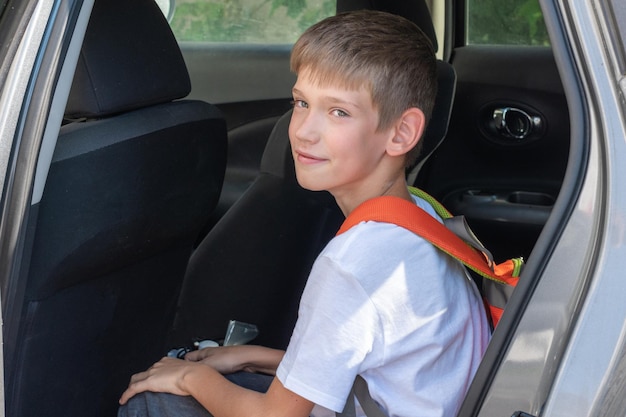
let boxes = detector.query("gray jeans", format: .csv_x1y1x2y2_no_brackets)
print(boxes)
118,372,274,417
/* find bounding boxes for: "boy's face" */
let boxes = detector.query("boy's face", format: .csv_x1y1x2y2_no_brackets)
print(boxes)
289,70,395,201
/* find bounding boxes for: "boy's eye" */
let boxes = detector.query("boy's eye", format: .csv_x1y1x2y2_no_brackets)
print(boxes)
332,109,349,117
292,99,308,109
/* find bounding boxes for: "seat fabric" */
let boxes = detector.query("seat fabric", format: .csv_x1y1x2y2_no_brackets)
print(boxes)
5,1,227,417
169,111,345,350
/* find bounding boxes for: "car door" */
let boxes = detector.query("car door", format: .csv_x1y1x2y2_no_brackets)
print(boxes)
415,0,568,264
414,0,572,414
433,0,620,416
0,1,93,416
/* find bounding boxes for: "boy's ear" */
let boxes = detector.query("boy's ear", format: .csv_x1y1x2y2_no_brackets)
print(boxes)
386,108,426,157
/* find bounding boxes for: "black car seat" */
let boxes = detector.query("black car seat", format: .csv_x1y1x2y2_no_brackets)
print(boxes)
169,109,343,350
5,1,227,417
169,0,455,352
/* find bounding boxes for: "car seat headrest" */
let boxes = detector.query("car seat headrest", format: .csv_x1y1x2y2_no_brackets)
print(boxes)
336,0,438,53
260,110,297,183
65,0,191,119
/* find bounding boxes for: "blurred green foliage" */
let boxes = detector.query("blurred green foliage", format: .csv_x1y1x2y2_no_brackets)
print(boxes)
170,0,335,43
169,0,549,46
468,0,550,45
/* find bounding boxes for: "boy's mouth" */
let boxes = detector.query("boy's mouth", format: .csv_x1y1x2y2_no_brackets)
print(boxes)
295,150,326,164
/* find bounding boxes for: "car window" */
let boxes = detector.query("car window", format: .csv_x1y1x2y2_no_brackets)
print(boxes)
467,0,550,45
165,0,336,43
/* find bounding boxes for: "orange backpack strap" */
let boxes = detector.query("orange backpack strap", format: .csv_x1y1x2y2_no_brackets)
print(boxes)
337,192,522,328
337,195,506,284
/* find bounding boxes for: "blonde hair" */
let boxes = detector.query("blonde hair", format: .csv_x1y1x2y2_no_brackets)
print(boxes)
291,10,437,164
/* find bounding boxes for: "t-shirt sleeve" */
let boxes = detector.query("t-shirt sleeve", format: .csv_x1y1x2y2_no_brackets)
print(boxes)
276,254,382,412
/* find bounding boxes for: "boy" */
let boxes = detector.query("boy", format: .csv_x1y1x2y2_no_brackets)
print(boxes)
119,10,490,417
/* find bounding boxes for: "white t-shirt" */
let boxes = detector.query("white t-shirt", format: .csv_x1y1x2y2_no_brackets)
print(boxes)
276,196,491,417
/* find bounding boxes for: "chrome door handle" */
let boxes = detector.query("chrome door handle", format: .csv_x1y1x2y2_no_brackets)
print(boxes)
492,107,542,140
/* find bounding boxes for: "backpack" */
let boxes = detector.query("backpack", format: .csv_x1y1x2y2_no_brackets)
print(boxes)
335,187,523,417
337,186,522,328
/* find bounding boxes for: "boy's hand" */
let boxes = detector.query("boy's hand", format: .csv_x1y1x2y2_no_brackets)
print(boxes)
119,357,209,405
185,345,284,376
120,356,314,417
184,345,249,374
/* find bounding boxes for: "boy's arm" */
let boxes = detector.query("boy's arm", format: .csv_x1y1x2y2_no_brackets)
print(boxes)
118,357,314,417
185,345,284,375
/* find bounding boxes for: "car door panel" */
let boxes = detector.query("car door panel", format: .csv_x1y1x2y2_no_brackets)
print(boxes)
416,45,570,262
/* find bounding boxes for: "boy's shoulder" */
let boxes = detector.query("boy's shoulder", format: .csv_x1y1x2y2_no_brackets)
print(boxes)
323,195,445,267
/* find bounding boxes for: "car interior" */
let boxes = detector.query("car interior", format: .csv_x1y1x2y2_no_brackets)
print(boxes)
2,0,570,416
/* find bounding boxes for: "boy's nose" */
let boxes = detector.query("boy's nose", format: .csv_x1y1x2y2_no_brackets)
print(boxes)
292,112,321,144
